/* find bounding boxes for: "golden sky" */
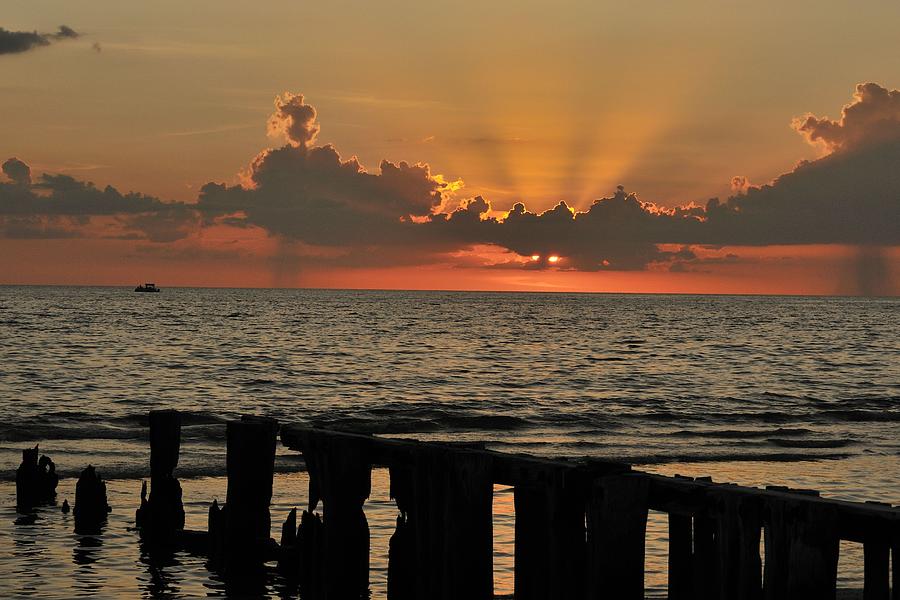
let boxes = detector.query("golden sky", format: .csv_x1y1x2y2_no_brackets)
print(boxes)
1,1,899,294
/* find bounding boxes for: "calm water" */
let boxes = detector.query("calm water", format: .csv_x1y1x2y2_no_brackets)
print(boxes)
1,287,898,597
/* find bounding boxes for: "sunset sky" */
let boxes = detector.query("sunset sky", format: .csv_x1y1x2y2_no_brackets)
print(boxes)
2,1,899,294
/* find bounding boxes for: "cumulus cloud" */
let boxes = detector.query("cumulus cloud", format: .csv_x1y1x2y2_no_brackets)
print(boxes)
730,175,750,194
0,25,79,55
792,82,900,154
1,85,898,276
267,93,320,149
198,105,456,247
2,158,31,185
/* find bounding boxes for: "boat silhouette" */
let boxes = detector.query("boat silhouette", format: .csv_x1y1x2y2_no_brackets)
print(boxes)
134,283,160,293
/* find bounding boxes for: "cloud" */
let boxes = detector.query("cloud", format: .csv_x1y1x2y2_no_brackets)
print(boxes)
792,83,900,154
1,85,898,278
267,92,320,149
0,169,195,242
198,132,455,246
2,158,31,185
0,25,79,55
54,25,79,40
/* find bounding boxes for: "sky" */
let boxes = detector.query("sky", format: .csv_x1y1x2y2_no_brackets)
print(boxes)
1,0,899,294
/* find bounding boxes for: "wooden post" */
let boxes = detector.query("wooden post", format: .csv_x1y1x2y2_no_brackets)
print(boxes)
514,469,586,600
692,510,719,600
302,429,372,599
136,410,184,541
409,446,494,600
863,537,890,600
763,498,788,600
713,491,762,600
15,445,58,509
782,501,840,599
73,465,110,534
298,509,325,598
668,512,693,600
388,464,415,600
222,417,278,571
586,473,650,600
764,491,839,599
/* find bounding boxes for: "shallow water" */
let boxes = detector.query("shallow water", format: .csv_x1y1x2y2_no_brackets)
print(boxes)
0,287,898,597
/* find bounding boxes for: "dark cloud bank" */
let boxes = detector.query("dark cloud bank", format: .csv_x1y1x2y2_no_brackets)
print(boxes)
2,84,898,275
0,25,78,55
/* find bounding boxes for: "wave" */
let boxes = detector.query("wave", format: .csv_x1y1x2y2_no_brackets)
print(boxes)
767,438,854,449
627,451,854,465
669,428,813,439
0,457,307,482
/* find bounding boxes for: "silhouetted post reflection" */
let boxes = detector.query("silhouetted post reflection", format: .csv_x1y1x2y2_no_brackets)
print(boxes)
139,544,181,598
72,534,103,567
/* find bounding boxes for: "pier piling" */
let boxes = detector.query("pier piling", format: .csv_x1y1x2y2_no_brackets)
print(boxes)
73,465,110,534
513,468,586,600
15,445,58,510
136,409,184,542
586,473,650,600
301,429,373,598
218,417,279,570
667,512,693,600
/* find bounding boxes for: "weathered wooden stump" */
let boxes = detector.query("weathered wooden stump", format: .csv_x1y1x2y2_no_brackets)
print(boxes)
667,512,693,600
73,465,111,534
863,535,890,600
298,508,325,597
135,410,185,543
513,466,586,600
414,446,494,600
15,445,59,510
208,416,278,572
764,497,839,599
387,464,416,600
302,429,373,599
692,509,718,600
712,491,762,600
586,473,649,600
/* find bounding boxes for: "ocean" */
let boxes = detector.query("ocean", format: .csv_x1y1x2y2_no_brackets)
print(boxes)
1,286,898,597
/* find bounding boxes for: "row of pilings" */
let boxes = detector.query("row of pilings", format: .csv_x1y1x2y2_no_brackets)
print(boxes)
25,409,898,599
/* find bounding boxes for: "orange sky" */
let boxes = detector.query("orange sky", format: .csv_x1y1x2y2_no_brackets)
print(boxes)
1,1,899,294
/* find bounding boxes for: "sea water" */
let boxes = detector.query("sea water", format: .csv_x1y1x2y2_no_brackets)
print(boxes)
1,287,898,597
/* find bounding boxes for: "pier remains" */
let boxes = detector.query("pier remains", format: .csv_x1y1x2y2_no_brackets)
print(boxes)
132,412,899,599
